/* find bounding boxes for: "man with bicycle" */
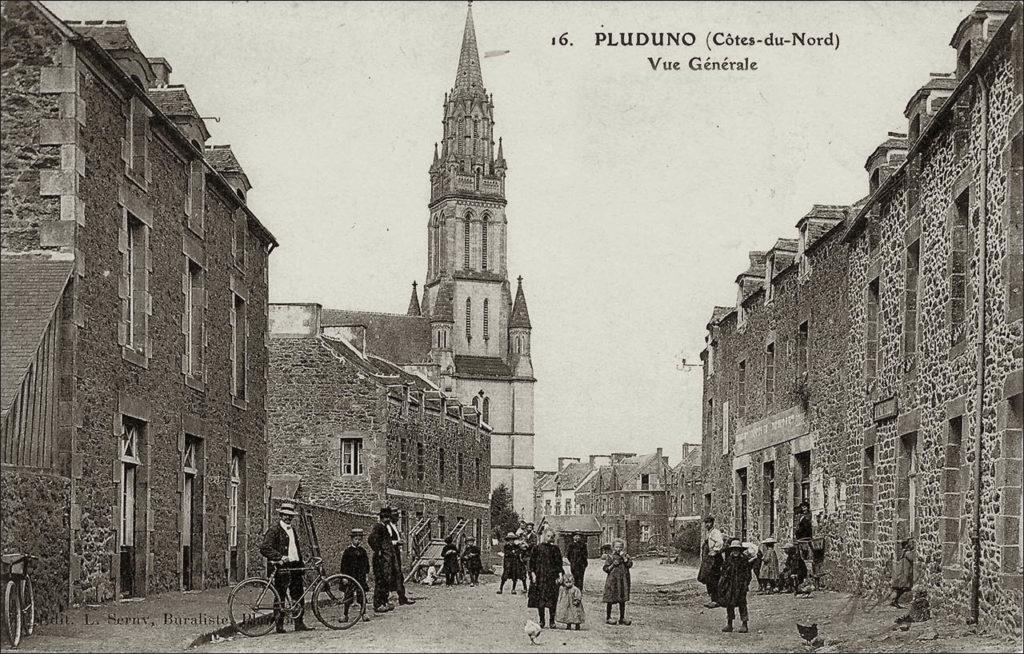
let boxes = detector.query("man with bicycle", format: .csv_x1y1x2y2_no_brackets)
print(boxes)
260,502,312,633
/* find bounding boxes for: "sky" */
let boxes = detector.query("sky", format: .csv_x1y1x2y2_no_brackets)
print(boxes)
45,0,978,470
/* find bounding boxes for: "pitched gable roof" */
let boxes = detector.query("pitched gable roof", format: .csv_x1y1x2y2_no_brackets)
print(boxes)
0,255,73,414
321,309,431,365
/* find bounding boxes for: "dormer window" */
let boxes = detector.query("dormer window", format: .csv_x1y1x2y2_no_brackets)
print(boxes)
909,114,921,143
736,286,747,327
869,168,881,193
764,255,775,303
957,42,972,79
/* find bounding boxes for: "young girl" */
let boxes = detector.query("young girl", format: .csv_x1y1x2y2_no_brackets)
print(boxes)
757,537,780,594
602,538,633,626
555,575,585,630
890,538,916,608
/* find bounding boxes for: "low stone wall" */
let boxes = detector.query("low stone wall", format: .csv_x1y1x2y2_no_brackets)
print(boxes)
269,497,377,576
0,466,71,620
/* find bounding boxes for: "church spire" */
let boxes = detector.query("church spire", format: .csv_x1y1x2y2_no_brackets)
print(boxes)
407,281,421,316
510,276,532,329
453,2,484,96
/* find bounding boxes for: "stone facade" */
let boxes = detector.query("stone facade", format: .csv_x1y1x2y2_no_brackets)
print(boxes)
268,303,492,565
574,451,673,550
669,444,703,529
699,2,1022,636
1,1,277,606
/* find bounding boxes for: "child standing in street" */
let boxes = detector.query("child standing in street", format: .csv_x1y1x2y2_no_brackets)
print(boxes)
890,538,916,608
497,532,521,594
602,538,633,626
461,536,482,586
757,537,779,594
717,538,753,633
441,536,460,587
339,528,371,622
555,575,585,630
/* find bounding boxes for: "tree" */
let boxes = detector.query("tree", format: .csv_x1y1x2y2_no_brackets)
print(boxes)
490,483,519,542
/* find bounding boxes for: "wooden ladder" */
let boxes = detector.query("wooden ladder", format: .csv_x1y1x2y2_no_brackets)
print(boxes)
299,504,322,563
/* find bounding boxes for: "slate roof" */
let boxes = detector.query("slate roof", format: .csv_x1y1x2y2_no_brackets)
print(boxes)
452,4,485,97
431,281,455,322
66,20,140,52
321,309,431,365
556,461,594,490
204,145,246,176
707,305,732,328
454,355,513,379
0,256,73,414
148,85,201,119
540,514,603,535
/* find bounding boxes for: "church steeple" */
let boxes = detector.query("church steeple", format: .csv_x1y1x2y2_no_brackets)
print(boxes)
407,281,421,316
453,2,484,97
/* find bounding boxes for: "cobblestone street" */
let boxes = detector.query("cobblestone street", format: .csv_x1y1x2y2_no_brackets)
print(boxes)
189,560,1018,654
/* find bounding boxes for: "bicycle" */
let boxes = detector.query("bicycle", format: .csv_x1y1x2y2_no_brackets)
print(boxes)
227,557,366,636
1,553,37,649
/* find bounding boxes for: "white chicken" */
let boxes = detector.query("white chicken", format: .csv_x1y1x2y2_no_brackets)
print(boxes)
524,619,543,645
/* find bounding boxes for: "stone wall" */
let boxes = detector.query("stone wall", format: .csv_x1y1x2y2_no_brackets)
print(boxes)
0,468,71,621
268,497,376,577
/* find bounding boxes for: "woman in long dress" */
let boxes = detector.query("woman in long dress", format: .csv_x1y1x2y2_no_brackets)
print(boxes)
527,529,564,628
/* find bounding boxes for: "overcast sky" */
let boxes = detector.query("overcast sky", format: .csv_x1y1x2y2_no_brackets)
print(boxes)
45,0,976,470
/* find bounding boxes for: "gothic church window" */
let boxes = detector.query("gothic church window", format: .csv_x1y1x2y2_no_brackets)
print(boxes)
481,216,489,270
465,298,472,341
483,397,490,424
464,214,471,269
483,299,489,340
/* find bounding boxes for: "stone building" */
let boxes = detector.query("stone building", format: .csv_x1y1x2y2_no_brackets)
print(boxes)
699,1,1022,635
268,303,492,561
0,1,277,611
319,3,538,519
574,450,673,549
669,444,703,529
536,455,608,519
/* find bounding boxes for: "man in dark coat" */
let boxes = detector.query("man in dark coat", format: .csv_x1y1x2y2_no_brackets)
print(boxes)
717,538,753,633
528,529,564,628
367,507,415,612
340,528,370,622
259,502,312,633
565,533,589,591
697,516,724,608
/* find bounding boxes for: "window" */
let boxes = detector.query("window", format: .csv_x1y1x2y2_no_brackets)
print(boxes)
186,259,204,379
119,417,143,597
764,255,775,302
545,500,552,515
738,360,747,418
481,216,489,270
125,214,147,352
737,468,748,541
763,461,776,536
565,498,572,515
866,278,881,385
400,438,408,478
483,299,489,340
417,442,425,483
341,438,363,476
555,500,561,516
482,397,490,424
765,342,776,410
128,97,148,177
898,432,919,539
640,474,650,491
794,451,811,509
950,190,970,347
231,294,247,400
707,341,716,375
909,114,921,142
182,435,200,590
464,216,471,269
943,416,964,565
438,448,446,482
465,298,472,342
457,452,464,488
863,446,877,541
957,42,971,79
229,450,242,548
187,160,205,232
232,210,246,271
904,240,921,359
640,524,652,543
638,495,651,512
797,322,809,380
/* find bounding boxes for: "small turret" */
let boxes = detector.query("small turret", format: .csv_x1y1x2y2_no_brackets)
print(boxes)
509,276,533,378
407,281,422,317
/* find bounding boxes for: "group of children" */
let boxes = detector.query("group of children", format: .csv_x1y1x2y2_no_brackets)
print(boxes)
418,535,484,587
750,536,811,594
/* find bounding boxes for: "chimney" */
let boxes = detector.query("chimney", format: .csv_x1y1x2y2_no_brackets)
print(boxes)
269,303,322,337
148,57,172,85
610,452,636,464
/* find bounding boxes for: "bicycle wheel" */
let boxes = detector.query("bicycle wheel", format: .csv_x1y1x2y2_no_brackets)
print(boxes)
19,577,33,636
312,574,365,630
2,580,22,648
228,578,279,637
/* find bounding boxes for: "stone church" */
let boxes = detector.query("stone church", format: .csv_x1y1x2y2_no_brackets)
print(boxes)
322,4,537,517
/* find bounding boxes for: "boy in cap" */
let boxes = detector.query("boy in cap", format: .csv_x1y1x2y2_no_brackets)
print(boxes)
497,532,521,594
717,538,753,633
340,528,371,622
259,502,312,632
461,536,482,586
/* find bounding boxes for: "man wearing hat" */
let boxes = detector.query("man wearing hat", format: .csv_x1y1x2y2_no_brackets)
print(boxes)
497,532,521,594
566,532,589,591
340,528,370,621
259,502,311,632
367,507,415,612
697,516,724,608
